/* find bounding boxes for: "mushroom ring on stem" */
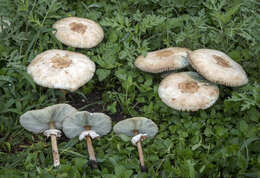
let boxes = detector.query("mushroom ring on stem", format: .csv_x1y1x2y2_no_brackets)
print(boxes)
19,104,77,167
113,117,158,172
63,111,112,169
27,49,96,92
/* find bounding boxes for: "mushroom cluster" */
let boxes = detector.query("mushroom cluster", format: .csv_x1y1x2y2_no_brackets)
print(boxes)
27,16,104,95
20,104,158,172
20,15,161,172
17,9,248,174
19,104,113,168
134,47,248,111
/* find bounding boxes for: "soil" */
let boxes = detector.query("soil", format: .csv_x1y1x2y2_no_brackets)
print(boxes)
67,89,126,122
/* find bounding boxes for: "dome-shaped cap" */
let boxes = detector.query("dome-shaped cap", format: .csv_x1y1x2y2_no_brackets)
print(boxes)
27,49,96,92
188,49,248,86
63,111,112,139
113,117,158,138
53,17,104,48
134,47,191,73
158,72,219,111
20,104,77,134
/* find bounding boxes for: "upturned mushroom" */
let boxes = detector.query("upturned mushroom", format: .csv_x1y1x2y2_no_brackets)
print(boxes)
188,49,248,87
134,47,191,73
53,17,104,48
113,117,158,172
63,111,112,169
27,49,96,93
19,104,77,167
158,72,219,111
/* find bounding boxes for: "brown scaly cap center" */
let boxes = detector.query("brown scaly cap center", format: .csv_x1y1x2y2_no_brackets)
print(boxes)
213,55,231,68
155,49,174,57
69,22,87,34
51,55,72,69
178,81,199,94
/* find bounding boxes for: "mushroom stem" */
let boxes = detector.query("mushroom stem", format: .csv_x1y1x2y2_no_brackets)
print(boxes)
49,122,60,167
84,126,98,169
133,130,147,172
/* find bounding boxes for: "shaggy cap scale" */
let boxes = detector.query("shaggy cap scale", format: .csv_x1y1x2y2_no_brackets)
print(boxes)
134,47,191,73
63,111,112,139
27,49,96,92
20,104,77,134
188,49,248,87
53,17,104,48
158,72,219,111
113,117,158,138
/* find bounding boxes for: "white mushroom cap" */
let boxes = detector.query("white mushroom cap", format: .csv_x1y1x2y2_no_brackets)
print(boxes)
53,17,104,48
134,47,191,73
62,111,112,139
27,49,96,92
113,117,158,138
20,104,77,134
188,49,248,86
158,72,219,111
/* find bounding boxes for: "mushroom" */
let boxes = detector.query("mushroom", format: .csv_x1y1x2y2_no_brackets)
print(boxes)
158,71,219,111
134,47,191,73
19,104,77,167
53,17,104,49
27,49,96,93
113,117,158,172
63,111,112,169
188,49,248,87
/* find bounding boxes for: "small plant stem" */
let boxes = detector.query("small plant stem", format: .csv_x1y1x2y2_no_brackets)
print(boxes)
84,126,98,169
59,89,67,101
49,122,60,167
133,130,147,172
61,89,67,96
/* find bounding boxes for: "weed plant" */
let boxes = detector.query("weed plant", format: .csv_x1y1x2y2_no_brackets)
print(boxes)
0,0,259,177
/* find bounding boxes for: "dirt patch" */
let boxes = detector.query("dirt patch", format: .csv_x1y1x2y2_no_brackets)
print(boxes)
67,90,125,122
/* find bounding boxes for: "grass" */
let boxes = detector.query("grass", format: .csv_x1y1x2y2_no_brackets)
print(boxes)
0,0,259,177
